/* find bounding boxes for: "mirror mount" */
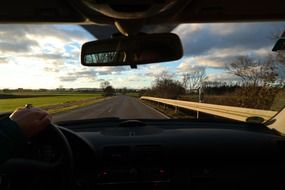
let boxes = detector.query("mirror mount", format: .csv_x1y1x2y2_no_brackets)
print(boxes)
114,20,144,36
130,64,137,69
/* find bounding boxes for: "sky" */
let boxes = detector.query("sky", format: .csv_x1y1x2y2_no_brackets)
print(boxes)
0,22,284,89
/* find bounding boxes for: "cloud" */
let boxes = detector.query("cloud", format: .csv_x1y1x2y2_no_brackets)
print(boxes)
0,26,74,51
177,45,276,74
1,23,285,89
174,22,285,75
44,67,60,73
173,24,203,37
143,64,170,78
59,69,97,82
59,76,78,82
207,72,240,82
0,25,93,63
177,62,206,73
0,25,39,54
175,22,285,57
0,39,38,53
93,66,129,75
0,57,8,64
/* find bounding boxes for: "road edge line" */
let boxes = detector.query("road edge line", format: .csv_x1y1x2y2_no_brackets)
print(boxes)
139,99,170,119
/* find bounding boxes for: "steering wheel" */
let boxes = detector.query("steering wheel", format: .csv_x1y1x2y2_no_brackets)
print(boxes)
0,124,74,190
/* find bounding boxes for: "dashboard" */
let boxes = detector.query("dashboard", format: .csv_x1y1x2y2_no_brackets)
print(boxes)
38,119,285,190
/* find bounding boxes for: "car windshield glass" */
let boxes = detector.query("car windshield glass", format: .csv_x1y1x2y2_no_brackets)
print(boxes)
0,22,284,123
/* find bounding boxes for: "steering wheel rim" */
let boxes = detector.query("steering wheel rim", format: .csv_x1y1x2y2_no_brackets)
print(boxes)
49,123,74,190
0,123,74,190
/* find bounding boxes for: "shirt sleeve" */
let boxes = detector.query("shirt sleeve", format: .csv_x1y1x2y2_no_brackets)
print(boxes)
0,117,27,163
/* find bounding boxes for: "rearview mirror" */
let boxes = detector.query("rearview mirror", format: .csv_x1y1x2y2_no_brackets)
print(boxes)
81,33,183,68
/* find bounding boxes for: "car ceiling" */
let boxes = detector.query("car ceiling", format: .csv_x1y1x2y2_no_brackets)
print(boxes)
1,0,285,39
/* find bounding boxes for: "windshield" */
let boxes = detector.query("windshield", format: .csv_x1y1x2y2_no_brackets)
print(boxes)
0,22,284,123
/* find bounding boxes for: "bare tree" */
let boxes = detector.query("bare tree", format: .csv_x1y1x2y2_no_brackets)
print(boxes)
182,67,208,93
182,73,189,89
154,71,174,81
226,55,280,109
226,56,277,87
100,81,110,90
148,71,185,99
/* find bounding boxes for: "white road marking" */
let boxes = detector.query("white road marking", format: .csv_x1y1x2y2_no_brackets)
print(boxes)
138,100,170,119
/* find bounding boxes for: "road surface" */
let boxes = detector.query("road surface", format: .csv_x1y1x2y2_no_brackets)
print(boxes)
53,95,168,122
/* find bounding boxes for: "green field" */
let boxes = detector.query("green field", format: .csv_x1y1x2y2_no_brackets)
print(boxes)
0,93,103,113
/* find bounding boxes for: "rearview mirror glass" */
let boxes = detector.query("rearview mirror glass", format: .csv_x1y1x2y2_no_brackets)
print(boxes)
81,33,183,68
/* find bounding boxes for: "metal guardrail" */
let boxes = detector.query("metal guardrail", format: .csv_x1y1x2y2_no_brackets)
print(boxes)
140,96,278,122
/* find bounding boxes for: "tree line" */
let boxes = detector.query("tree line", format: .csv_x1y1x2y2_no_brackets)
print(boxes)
141,50,285,110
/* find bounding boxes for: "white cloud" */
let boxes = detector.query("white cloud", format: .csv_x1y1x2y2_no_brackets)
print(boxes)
143,64,171,78
177,57,223,72
173,24,204,38
207,72,240,82
209,23,248,36
176,45,276,74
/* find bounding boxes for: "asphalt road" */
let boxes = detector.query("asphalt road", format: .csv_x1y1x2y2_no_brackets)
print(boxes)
53,95,168,122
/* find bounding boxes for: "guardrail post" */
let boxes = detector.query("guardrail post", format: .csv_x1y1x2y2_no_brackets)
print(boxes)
175,106,178,113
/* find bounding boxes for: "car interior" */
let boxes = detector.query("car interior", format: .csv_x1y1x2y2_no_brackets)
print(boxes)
1,0,285,190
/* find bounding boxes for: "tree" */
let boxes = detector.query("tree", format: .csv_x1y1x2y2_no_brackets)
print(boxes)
182,67,208,93
103,85,115,96
100,81,110,91
226,56,277,87
154,71,174,81
226,55,279,109
151,71,185,99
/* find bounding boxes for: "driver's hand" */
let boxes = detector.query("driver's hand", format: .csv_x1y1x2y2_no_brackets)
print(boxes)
9,107,52,137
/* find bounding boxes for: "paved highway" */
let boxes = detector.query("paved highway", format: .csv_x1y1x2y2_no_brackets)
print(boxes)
53,95,168,122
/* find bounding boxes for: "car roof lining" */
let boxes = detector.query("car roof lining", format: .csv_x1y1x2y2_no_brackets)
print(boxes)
1,0,285,39
0,0,284,23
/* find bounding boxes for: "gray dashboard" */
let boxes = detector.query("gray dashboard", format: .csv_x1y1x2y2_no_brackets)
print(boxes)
59,119,285,190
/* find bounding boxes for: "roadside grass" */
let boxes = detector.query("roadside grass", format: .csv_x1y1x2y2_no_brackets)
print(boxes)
0,93,103,113
48,97,110,114
141,99,238,121
271,92,285,111
180,94,285,111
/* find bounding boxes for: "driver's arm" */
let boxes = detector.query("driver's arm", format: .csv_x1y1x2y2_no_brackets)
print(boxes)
0,108,51,163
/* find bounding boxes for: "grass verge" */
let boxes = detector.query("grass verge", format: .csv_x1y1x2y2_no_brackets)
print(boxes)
0,93,104,114
48,97,110,114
